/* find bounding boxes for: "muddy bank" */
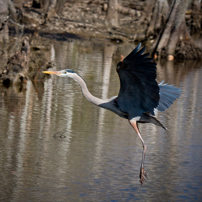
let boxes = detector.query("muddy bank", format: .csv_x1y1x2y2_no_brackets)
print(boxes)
21,1,201,42
20,1,150,42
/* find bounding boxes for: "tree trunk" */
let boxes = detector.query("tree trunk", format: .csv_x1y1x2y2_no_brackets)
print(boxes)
151,0,202,60
0,0,16,43
105,0,119,28
146,0,168,38
0,37,30,86
36,0,65,24
189,0,201,34
55,0,65,15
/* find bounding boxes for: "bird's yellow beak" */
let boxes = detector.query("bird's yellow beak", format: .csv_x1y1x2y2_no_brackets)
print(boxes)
43,71,61,75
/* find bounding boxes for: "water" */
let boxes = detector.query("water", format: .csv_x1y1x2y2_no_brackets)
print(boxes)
0,38,202,202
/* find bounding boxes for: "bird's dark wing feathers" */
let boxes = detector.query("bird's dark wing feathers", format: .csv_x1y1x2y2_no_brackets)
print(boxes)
115,44,159,117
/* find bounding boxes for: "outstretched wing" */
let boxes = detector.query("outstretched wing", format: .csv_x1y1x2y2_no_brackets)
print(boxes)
115,44,159,117
157,81,181,112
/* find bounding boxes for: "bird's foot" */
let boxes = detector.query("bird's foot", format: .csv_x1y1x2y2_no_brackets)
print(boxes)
139,167,147,185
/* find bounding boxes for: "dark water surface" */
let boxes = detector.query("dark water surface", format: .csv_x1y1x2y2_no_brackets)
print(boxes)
0,38,202,202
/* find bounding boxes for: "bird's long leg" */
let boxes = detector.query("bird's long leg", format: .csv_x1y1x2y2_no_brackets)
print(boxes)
129,119,147,184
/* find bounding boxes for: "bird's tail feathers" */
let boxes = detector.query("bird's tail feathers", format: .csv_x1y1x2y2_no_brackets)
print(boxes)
139,113,166,130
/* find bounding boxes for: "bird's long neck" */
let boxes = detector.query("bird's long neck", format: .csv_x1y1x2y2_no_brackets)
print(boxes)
72,74,104,105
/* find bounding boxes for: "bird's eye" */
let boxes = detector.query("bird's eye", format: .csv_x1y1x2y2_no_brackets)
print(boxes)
64,71,67,74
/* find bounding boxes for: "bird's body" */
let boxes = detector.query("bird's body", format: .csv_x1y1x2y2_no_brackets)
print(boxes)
43,44,181,184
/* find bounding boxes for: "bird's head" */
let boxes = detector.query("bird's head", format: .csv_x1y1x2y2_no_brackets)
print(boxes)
43,69,76,78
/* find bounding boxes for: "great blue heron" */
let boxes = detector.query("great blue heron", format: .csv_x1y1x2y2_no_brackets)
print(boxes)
43,44,181,184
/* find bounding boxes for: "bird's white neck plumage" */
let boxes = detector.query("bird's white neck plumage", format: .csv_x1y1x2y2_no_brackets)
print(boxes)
72,74,105,106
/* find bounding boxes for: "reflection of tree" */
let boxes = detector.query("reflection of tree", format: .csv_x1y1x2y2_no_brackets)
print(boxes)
1,83,26,115
157,59,202,85
0,81,30,201
101,44,116,99
93,43,116,174
0,39,202,200
53,40,70,68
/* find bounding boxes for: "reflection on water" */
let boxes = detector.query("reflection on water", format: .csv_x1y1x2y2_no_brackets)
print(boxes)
0,38,202,202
